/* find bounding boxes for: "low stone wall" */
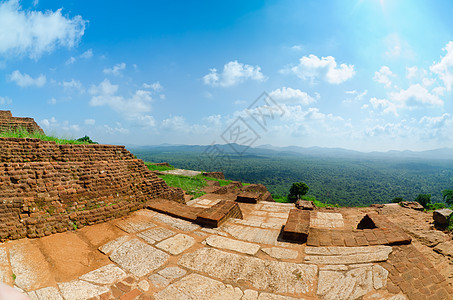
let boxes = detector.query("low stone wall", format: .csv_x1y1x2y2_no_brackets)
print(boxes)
0,110,44,134
0,138,184,241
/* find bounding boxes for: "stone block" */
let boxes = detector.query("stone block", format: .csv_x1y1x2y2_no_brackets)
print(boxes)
433,208,453,226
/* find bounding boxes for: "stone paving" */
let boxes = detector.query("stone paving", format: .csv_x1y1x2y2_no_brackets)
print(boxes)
0,200,452,299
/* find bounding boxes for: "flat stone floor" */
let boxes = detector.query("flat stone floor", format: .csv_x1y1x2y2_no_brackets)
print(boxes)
0,201,451,299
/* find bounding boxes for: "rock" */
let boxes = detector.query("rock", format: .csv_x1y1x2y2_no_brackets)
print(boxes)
178,247,317,294
372,265,388,289
202,172,225,179
137,227,175,245
153,214,200,231
221,224,280,245
158,267,187,280
204,235,260,255
400,201,424,211
58,280,109,300
79,264,126,285
29,287,63,300
261,247,298,260
98,236,130,255
310,212,344,229
433,208,453,226
149,274,171,289
433,241,453,258
369,204,384,208
109,238,169,277
295,200,315,210
155,274,243,300
155,234,195,255
304,246,392,265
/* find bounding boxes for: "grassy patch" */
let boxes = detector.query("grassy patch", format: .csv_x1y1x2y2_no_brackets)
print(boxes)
158,174,207,199
0,128,93,144
144,162,175,172
203,176,232,187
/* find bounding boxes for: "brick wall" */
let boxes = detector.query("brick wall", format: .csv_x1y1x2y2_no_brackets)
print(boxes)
0,138,184,241
0,111,44,134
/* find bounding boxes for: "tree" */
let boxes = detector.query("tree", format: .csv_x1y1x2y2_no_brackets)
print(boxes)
76,135,98,144
288,182,309,202
442,190,453,206
415,194,431,209
392,197,403,203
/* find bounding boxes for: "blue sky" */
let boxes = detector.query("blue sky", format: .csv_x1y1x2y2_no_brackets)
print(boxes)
1,0,453,151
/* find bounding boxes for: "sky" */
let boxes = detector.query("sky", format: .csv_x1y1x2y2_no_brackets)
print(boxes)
1,0,453,152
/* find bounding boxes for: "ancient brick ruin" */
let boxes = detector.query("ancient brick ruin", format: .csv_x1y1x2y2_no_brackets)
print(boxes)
0,111,184,241
0,110,44,134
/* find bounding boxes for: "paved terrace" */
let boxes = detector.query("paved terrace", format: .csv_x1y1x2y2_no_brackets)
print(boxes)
0,198,451,300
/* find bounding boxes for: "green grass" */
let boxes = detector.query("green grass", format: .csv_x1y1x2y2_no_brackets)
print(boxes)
0,128,92,144
158,174,208,199
144,162,176,172
203,176,232,187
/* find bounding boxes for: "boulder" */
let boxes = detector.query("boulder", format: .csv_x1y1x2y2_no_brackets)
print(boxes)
400,201,424,211
295,200,315,210
433,209,453,226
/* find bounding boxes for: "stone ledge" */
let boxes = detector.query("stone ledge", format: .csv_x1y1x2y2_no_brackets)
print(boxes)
282,209,310,243
196,200,243,227
146,199,203,222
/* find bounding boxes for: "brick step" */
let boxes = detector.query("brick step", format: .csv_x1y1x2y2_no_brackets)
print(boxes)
282,209,310,243
146,199,203,222
196,200,243,227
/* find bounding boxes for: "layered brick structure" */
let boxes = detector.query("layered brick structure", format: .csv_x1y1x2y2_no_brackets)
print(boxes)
0,111,44,134
0,137,184,241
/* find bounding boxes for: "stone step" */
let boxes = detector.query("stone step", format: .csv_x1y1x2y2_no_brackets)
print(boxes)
282,209,310,243
196,200,243,227
146,199,203,222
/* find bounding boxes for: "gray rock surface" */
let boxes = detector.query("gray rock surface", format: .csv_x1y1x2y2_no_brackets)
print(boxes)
28,287,63,300
110,238,169,276
153,214,200,231
158,267,187,280
304,246,392,265
433,208,453,226
58,280,109,300
178,247,317,294
261,247,298,260
221,224,280,245
79,264,126,285
155,234,195,255
137,227,175,244
205,235,260,255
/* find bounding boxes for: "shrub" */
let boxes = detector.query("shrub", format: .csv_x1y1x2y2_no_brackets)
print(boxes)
288,182,309,202
392,197,403,203
415,194,431,209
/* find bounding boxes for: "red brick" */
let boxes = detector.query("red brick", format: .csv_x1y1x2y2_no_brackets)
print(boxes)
120,288,142,300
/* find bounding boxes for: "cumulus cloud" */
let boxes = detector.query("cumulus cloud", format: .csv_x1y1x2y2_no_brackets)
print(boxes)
103,62,126,76
0,96,12,105
374,66,395,88
9,70,46,87
430,41,453,91
269,87,316,105
406,66,418,80
389,84,443,107
84,119,95,126
66,49,93,64
370,97,398,116
203,60,266,87
0,0,86,59
89,79,155,127
143,81,163,91
60,79,83,92
282,54,355,84
343,90,368,104
40,117,80,133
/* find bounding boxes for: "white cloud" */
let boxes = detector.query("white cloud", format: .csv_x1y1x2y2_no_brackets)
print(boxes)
370,97,398,116
89,79,155,127
389,83,443,107
103,62,126,76
40,117,80,134
48,97,57,104
384,34,414,59
0,0,86,59
143,81,163,91
291,45,303,51
0,96,12,105
9,70,46,87
84,119,95,126
406,66,418,80
65,56,76,65
283,54,355,84
60,79,83,92
203,60,266,87
80,49,93,59
103,123,129,134
430,41,453,91
269,87,316,105
343,90,368,104
373,66,395,88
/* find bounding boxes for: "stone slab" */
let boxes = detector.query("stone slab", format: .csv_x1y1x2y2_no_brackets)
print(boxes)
261,247,298,260
0,248,8,266
222,224,280,245
137,227,175,244
79,264,126,285
155,273,243,300
98,235,130,255
110,238,169,276
9,240,55,291
58,280,109,300
155,234,195,255
149,274,171,289
29,287,63,300
310,212,344,229
205,235,260,255
304,246,392,265
178,247,317,295
153,214,200,231
115,218,156,233
158,267,187,280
